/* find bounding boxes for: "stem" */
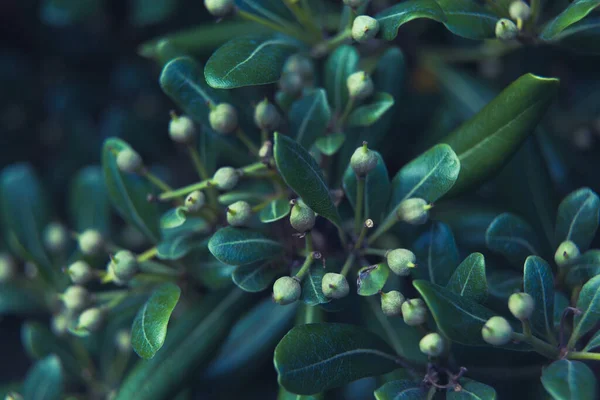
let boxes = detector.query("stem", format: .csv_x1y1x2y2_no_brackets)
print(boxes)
337,226,348,248
295,253,314,280
242,161,268,175
354,178,365,235
186,145,218,208
361,248,388,257
511,332,559,359
159,179,213,201
305,232,313,255
567,351,600,361
354,220,373,251
522,319,532,338
315,29,352,55
137,247,158,263
338,96,355,126
237,10,307,43
340,253,356,277
143,170,173,193
236,128,259,156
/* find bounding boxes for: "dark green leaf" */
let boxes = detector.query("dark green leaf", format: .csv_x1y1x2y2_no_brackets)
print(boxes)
376,0,445,40
69,166,110,234
0,282,44,315
486,270,522,306
447,253,488,303
583,330,600,352
554,18,600,54
411,222,460,286
234,0,296,26
190,258,236,290
315,133,346,156
274,323,399,394
554,293,569,330
347,92,394,127
448,379,497,399
259,198,291,223
571,274,600,345
209,227,283,265
540,0,600,40
565,250,600,286
324,45,359,113
555,187,600,251
486,213,541,268
157,215,210,260
523,256,555,342
290,89,331,150
232,261,281,292
130,0,177,26
274,133,341,226
157,234,201,260
541,360,597,400
357,263,390,296
22,355,64,400
374,380,426,400
301,265,330,305
278,387,323,400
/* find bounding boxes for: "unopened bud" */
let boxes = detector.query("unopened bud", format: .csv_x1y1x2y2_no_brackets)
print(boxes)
115,329,131,352
116,148,143,174
350,142,378,177
254,99,280,131
347,71,373,100
67,260,94,285
185,190,206,212
169,114,196,144
381,290,405,316
43,222,69,253
290,199,316,233
77,307,105,332
227,200,253,227
213,167,240,190
397,198,430,225
108,250,138,284
554,240,580,267
283,55,314,84
51,313,69,336
509,1,531,21
204,0,235,17
322,273,350,299
209,103,238,134
419,332,445,357
279,72,304,98
508,292,535,321
62,285,89,311
352,15,380,42
495,19,518,40
272,276,301,305
78,229,104,255
482,316,513,346
386,248,416,276
402,298,427,326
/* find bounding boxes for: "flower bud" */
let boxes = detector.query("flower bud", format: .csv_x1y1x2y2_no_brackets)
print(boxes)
347,71,374,100
508,293,535,321
67,260,94,285
254,99,280,131
495,19,518,40
402,298,427,326
77,307,105,332
43,222,69,253
509,1,531,21
62,285,89,311
169,114,196,144
78,229,104,255
227,200,253,227
108,250,139,283
185,190,206,212
350,142,378,177
343,0,367,8
272,276,301,305
322,273,350,299
51,313,69,336
209,103,238,134
204,0,235,17
213,166,240,191
283,55,314,84
0,253,16,282
352,16,380,43
381,290,405,316
115,329,131,352
5,392,23,400
397,198,430,225
482,316,513,346
554,240,580,267
419,332,445,357
386,248,416,276
290,199,316,233
279,72,304,98
116,148,143,174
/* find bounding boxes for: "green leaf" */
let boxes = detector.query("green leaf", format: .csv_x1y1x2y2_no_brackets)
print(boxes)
411,222,460,286
554,18,600,54
571,274,600,345
448,379,497,400
22,355,64,400
555,187,600,251
259,198,291,223
441,74,560,195
189,258,236,290
583,330,600,352
274,323,399,394
540,0,600,40
486,213,541,269
541,360,597,400
523,256,555,342
324,45,359,113
315,133,346,156
357,263,390,296
343,151,391,225
157,215,210,260
447,253,488,303
0,281,44,315
554,293,570,330
274,133,341,226
69,166,110,234
486,270,522,307
289,88,332,150
565,250,600,286
374,380,426,399
234,0,296,26
209,226,283,265
347,92,394,127
205,35,300,89
301,265,330,305
160,207,187,229
232,261,281,292
102,138,161,243
376,0,446,41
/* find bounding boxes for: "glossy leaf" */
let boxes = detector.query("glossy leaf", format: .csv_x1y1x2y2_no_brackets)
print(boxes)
540,0,600,40
347,92,394,127
205,35,300,89
69,166,110,234
190,258,236,290
290,89,331,150
376,0,445,40
22,355,64,400
324,45,359,113
523,256,555,342
274,133,341,226
555,187,600,251
131,283,181,359
447,253,488,303
448,379,497,400
274,323,399,394
571,274,600,345
208,226,283,265
315,133,346,156
442,74,559,195
486,213,541,268
374,380,426,400
411,222,460,286
232,261,281,292
259,198,291,223
486,270,522,304
541,360,597,400
357,263,390,296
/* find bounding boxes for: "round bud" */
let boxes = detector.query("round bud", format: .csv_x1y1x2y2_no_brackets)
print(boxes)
419,333,445,357
279,72,304,97
213,167,240,191
227,200,253,227
381,290,405,317
495,19,518,40
508,292,535,321
283,55,314,84
204,0,235,17
78,307,105,332
290,199,316,233
482,316,513,346
352,15,380,43
51,313,69,336
343,0,367,8
115,329,131,352
78,229,104,255
322,273,350,299
116,148,143,174
67,260,94,285
386,248,416,276
185,190,206,212
272,276,301,305
5,392,23,400
108,250,139,283
397,198,430,225
509,1,531,21
209,103,238,134
0,253,16,282
62,285,89,311
554,240,580,267
254,99,280,131
43,222,69,253
350,142,378,177
347,71,374,100
169,115,196,144
402,298,427,326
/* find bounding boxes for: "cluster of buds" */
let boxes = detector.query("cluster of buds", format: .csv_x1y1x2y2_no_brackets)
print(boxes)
278,54,315,100
481,292,534,346
495,1,532,40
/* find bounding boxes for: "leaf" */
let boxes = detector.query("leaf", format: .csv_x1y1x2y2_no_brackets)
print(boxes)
357,263,390,296
411,222,460,286
301,265,330,305
205,35,300,89
234,0,296,26
447,253,488,303
259,198,291,223
571,274,600,345
274,133,341,226
583,330,600,351
232,261,281,292
441,74,559,195
157,215,210,260
540,0,600,40
554,293,570,330
274,323,399,394
69,166,110,234
209,226,283,265
374,380,426,400
347,92,395,127
160,207,187,229
554,18,600,54
22,355,64,400
102,138,161,242
555,187,600,251
376,0,446,40
289,89,332,150
448,379,497,400
324,45,359,113
343,151,391,225
565,250,600,286
0,282,44,315
523,256,555,342
541,360,597,400
132,283,181,359
315,133,346,156
486,270,522,305
486,213,541,269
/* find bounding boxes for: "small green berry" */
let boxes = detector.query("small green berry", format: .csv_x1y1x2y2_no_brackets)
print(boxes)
254,99,280,131
343,0,367,8
279,72,304,97
402,298,427,326
554,240,580,267
115,329,131,352
386,248,416,276
508,292,535,321
227,200,253,227
185,190,206,212
213,167,240,191
495,18,518,40
5,392,23,400
78,229,104,255
204,0,235,17
209,103,238,134
290,199,316,233
43,222,69,253
62,285,89,311
67,260,94,285
78,307,105,332
352,15,380,43
116,148,143,174
51,313,69,336
350,142,378,177
322,273,350,299
381,290,405,317
419,333,445,357
397,198,430,225
509,1,531,21
272,276,301,305
0,253,16,282
482,316,513,346
347,71,374,100
283,55,314,84
108,250,139,284
169,114,196,144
